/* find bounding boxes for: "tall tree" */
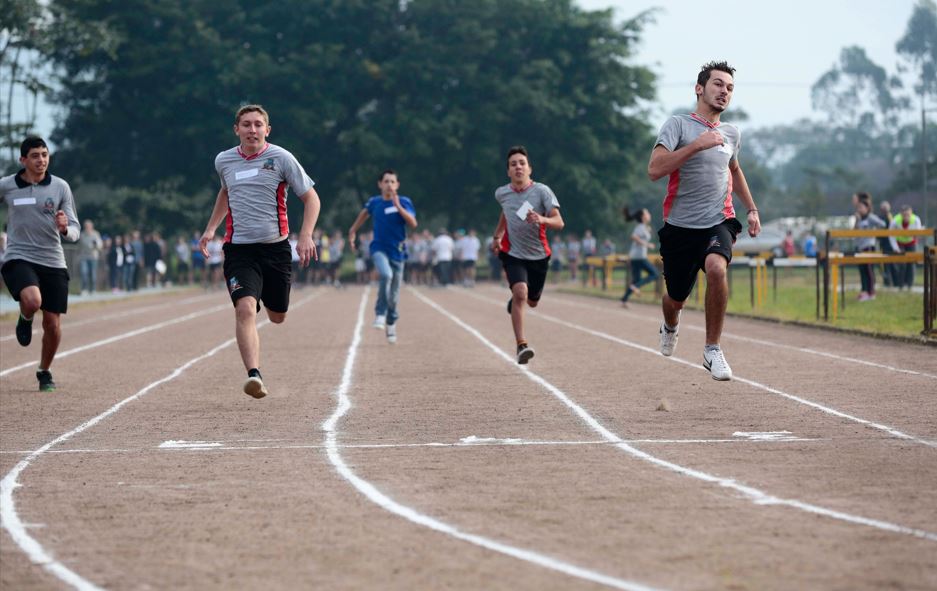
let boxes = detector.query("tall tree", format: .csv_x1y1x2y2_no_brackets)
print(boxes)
42,0,657,236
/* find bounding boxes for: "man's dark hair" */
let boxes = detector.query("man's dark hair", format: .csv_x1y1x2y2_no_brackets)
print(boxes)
506,145,529,164
696,61,736,91
20,136,48,158
855,191,872,206
378,169,398,182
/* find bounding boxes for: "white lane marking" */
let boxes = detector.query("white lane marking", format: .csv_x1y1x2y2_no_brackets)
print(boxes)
0,436,828,456
322,288,663,591
460,436,525,445
545,292,937,380
413,288,937,542
1,292,320,590
0,303,230,377
0,292,217,343
158,440,223,449
463,290,937,449
732,431,799,441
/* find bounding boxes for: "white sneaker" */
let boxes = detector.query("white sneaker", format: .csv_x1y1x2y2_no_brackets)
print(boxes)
372,315,386,330
703,348,733,381
659,323,679,356
386,323,397,344
243,376,269,399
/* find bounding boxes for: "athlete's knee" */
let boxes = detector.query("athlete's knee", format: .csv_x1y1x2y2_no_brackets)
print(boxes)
512,284,529,301
19,288,41,314
267,310,286,324
234,298,257,320
704,254,728,278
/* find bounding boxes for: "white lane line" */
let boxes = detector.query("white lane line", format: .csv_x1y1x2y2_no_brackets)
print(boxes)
0,303,230,377
0,292,217,343
0,436,828,456
545,292,937,380
322,288,663,591
1,292,320,590
463,290,937,449
413,289,937,543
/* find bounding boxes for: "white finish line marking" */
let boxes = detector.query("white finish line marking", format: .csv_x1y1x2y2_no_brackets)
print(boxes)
322,287,663,591
733,431,800,441
414,288,937,543
1,292,321,591
463,290,937,449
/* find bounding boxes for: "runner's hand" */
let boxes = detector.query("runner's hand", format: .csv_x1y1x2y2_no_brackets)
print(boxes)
198,232,213,258
54,210,68,234
695,130,724,151
348,232,357,254
297,234,317,267
747,210,761,237
491,237,501,254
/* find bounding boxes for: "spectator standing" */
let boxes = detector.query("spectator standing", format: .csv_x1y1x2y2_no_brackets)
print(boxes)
853,192,886,301
432,229,455,286
108,235,124,291
78,219,103,293
781,230,796,257
461,228,482,286
889,204,923,290
174,235,191,284
878,200,898,287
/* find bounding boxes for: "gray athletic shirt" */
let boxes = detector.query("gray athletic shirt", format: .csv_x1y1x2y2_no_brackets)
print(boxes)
628,223,651,260
0,171,80,268
656,114,740,229
215,143,315,244
495,182,560,260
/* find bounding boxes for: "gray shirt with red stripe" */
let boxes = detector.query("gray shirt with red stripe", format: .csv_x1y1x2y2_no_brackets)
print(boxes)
0,171,80,268
656,114,740,229
495,181,560,260
215,143,315,244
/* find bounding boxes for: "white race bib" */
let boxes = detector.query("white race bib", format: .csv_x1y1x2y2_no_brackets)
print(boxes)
384,205,399,214
235,168,259,181
13,197,37,206
515,200,534,220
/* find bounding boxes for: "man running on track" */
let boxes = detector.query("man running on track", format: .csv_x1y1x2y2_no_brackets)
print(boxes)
199,105,321,399
0,137,80,392
647,61,761,381
348,169,418,344
491,146,564,364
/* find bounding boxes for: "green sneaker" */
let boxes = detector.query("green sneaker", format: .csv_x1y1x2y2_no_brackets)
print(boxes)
37,370,56,392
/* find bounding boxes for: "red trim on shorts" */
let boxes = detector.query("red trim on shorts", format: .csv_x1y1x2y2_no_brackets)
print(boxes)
663,170,680,220
237,143,270,161
224,205,233,243
277,182,288,236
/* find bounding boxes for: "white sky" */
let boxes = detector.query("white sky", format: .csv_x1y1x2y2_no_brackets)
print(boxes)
577,0,919,129
10,0,921,142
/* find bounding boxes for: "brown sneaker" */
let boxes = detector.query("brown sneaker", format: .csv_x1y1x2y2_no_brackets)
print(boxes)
243,376,268,399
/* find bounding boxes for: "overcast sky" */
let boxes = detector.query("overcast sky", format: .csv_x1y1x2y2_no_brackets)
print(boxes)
11,0,922,142
577,0,920,129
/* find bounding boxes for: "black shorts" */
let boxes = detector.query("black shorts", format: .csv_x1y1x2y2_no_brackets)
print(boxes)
499,253,550,301
222,240,292,313
658,218,742,302
1,259,70,314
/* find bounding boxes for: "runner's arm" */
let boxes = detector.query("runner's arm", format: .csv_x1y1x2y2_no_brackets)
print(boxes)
199,187,228,257
729,160,761,237
491,212,507,253
347,208,370,254
527,207,564,231
647,130,723,181
297,187,321,266
391,194,418,228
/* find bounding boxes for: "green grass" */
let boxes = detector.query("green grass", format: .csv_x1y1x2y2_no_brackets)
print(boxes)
556,266,931,340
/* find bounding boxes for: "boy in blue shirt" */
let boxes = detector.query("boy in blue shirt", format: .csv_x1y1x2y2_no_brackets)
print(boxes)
348,169,418,343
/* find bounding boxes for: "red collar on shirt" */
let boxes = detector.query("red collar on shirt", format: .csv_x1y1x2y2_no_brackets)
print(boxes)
237,143,270,161
690,112,720,129
511,181,534,193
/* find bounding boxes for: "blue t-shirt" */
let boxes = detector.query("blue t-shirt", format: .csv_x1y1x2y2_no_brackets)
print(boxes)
366,195,415,261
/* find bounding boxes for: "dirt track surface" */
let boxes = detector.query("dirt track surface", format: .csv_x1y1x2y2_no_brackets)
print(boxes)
1,284,935,590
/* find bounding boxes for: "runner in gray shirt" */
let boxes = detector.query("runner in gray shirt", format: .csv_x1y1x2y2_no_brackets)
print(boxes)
199,105,321,399
647,61,761,381
492,145,564,364
0,137,80,391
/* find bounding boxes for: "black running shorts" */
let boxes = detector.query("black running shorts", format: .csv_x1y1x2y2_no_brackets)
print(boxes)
1,259,70,314
657,218,742,302
499,252,550,301
222,240,292,313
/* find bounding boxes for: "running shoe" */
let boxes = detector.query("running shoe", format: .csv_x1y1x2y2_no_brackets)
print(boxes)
516,343,535,364
372,315,386,330
37,370,56,392
16,315,33,347
659,323,678,356
386,323,397,344
243,376,269,399
703,348,733,381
